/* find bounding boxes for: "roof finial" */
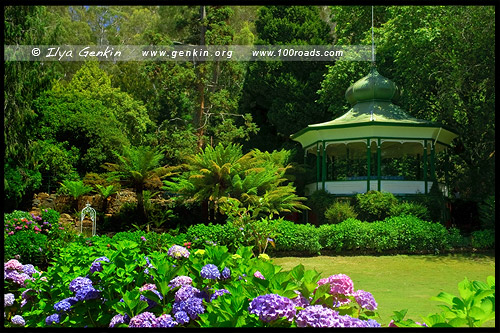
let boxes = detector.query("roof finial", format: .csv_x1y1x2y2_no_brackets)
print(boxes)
371,6,376,67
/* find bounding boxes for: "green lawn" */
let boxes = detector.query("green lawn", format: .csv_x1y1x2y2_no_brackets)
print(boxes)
272,253,495,327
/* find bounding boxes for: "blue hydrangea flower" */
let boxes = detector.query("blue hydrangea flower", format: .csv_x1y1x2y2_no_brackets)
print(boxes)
174,311,190,325
221,267,230,280
365,319,382,327
154,314,177,328
352,290,378,311
200,264,220,280
168,275,193,288
22,264,38,276
4,293,15,307
210,289,231,302
45,313,62,325
11,315,25,326
295,305,341,327
248,294,296,323
337,315,370,327
173,297,205,320
53,297,78,312
89,256,110,274
128,311,157,328
75,285,100,301
69,276,93,293
109,314,130,327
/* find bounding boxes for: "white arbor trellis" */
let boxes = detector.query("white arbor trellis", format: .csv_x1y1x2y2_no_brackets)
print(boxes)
80,202,97,237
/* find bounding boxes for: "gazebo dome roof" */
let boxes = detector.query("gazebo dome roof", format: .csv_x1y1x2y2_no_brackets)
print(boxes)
345,67,400,105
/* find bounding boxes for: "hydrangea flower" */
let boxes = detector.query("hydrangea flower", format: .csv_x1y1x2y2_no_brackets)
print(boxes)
4,259,23,271
168,275,193,288
54,297,78,312
167,245,190,259
248,294,296,323
11,272,32,287
317,274,354,296
291,290,310,308
11,315,25,326
109,314,130,327
200,264,220,280
210,288,230,302
254,271,265,280
89,256,110,274
221,267,231,280
337,314,371,327
140,289,163,309
69,276,93,293
175,285,200,302
154,314,177,328
45,313,62,325
174,311,190,325
128,311,157,328
352,290,377,310
4,293,15,307
75,285,100,301
173,297,205,320
22,264,38,276
295,305,341,327
365,319,382,327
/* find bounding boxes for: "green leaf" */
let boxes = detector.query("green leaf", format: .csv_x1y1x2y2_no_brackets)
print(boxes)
431,291,455,306
391,309,408,322
447,317,469,327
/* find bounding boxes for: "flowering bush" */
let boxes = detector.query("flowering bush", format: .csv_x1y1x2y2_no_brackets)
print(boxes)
7,240,383,328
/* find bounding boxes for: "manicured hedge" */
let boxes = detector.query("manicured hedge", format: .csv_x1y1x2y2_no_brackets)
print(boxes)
271,220,322,255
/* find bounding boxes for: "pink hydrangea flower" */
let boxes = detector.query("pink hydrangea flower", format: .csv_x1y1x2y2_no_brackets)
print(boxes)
5,259,24,271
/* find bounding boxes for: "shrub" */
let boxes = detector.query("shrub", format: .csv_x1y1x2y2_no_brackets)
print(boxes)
318,216,467,254
271,219,321,255
40,208,61,225
306,190,336,224
185,223,245,253
355,191,398,222
470,229,495,249
4,231,48,266
389,201,430,221
446,227,471,248
324,200,358,224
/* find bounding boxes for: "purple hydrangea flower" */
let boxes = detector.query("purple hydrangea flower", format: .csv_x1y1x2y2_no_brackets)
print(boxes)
11,272,32,287
139,283,157,292
89,256,110,274
291,290,310,308
167,245,190,259
141,236,147,241
4,259,23,271
45,313,61,325
5,293,15,307
254,271,265,280
337,315,370,327
109,314,130,327
248,294,296,323
210,289,230,302
154,314,177,328
69,276,93,293
11,315,25,326
22,264,38,276
175,285,200,302
174,311,190,325
296,305,342,327
352,290,377,311
200,264,220,280
128,311,157,328
75,285,100,301
168,275,193,289
221,267,231,280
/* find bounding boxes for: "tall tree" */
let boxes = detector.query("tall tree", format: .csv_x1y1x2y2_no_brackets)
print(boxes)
240,6,334,153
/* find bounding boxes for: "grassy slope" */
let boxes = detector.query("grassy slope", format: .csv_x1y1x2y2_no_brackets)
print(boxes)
272,253,495,327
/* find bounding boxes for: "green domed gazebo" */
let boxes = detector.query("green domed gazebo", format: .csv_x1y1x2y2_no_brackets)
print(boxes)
291,67,459,196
